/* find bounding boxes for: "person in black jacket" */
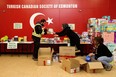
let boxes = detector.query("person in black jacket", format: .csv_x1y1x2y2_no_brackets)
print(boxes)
55,23,82,55
89,37,113,71
32,19,47,61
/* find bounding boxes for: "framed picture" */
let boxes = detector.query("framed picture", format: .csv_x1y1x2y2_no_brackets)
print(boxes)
13,23,22,29
68,24,75,30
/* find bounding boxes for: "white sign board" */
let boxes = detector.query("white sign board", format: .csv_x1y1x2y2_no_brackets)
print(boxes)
7,42,18,49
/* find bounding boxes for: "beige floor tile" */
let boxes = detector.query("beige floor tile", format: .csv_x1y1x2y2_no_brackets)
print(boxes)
0,54,116,77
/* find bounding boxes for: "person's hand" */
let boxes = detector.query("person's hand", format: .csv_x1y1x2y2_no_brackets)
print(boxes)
54,34,58,37
88,53,95,56
42,27,45,30
53,32,56,34
44,28,48,35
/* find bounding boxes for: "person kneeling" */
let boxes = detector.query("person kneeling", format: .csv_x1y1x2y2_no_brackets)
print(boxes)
88,37,113,71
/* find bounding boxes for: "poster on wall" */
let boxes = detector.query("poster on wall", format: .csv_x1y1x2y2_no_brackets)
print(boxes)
13,23,22,29
68,24,75,30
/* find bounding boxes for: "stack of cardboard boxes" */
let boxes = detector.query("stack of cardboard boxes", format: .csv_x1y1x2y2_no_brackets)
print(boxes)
37,47,104,73
59,46,76,61
62,58,80,73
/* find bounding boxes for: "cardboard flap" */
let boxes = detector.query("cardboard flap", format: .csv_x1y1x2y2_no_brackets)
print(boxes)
39,47,52,55
69,58,80,68
74,57,87,65
62,58,80,73
88,62,103,69
62,58,80,68
51,48,54,54
62,59,71,67
59,46,75,56
39,55,51,58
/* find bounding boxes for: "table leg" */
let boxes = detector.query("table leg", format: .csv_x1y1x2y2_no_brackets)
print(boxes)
0,44,1,56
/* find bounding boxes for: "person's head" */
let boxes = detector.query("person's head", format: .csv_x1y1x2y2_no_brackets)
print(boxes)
62,23,69,29
93,37,104,46
40,19,46,26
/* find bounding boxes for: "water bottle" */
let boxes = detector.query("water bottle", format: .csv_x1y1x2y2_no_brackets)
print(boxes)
53,54,56,62
86,55,91,62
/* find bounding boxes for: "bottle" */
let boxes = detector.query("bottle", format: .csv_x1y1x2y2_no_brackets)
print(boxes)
55,53,59,62
86,55,91,62
53,54,56,62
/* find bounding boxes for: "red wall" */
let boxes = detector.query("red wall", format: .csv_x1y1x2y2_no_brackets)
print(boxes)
0,0,116,41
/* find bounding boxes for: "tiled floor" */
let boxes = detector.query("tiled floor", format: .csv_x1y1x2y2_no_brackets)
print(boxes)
0,54,115,77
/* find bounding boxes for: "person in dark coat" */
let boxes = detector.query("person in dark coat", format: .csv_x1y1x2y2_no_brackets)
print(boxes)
55,23,82,55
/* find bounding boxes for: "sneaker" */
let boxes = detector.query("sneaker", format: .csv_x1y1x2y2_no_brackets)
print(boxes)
105,65,113,71
32,57,38,61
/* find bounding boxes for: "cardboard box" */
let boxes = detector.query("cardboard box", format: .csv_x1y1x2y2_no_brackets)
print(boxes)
73,57,103,73
61,57,103,73
38,47,53,66
74,57,87,65
59,56,76,62
59,46,76,56
86,62,104,73
73,57,87,71
62,58,80,73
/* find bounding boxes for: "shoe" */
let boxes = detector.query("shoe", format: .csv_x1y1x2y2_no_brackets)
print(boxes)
32,57,38,61
105,65,113,71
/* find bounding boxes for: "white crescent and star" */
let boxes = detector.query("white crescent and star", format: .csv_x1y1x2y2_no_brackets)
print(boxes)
46,17,53,25
30,12,53,28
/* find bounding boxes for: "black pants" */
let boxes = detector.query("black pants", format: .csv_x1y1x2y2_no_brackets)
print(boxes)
70,40,80,50
70,40,83,55
32,36,40,59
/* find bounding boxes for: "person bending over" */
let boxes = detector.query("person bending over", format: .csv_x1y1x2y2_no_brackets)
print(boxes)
55,23,82,55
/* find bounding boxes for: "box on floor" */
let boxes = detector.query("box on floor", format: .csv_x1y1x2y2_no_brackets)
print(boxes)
59,56,76,62
62,58,80,74
59,46,76,56
59,46,80,61
38,47,53,66
86,62,104,73
63,57,104,73
74,57,104,73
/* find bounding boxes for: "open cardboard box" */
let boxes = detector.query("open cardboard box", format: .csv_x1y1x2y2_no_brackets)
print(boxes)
73,57,104,73
74,57,87,65
59,56,76,62
38,47,54,66
86,62,104,73
59,46,81,61
59,46,76,56
73,57,87,71
62,58,80,74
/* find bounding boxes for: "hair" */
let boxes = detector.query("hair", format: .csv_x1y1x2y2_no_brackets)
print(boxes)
40,19,46,23
62,23,69,29
94,37,104,44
